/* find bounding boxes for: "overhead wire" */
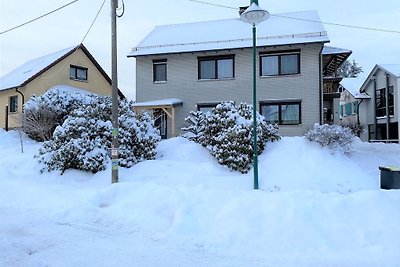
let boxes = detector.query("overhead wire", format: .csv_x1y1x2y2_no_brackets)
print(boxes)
0,0,79,35
188,0,400,34
42,0,107,80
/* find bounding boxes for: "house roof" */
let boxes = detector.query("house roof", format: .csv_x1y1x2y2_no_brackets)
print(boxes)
340,77,370,99
322,46,352,76
0,46,77,91
0,44,117,95
358,64,400,93
128,10,329,57
377,64,400,78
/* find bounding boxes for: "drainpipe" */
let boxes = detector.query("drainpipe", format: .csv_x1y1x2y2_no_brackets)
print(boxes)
5,106,8,131
319,46,323,124
357,98,363,138
373,77,378,140
15,88,25,108
385,73,390,140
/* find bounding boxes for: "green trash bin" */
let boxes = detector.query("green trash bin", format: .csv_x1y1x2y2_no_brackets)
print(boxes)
379,166,400,189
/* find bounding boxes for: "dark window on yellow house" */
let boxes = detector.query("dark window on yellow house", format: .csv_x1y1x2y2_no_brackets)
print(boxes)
9,95,18,113
70,65,88,81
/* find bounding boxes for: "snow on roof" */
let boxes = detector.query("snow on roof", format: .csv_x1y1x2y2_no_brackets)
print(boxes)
341,77,371,99
322,46,352,55
132,98,183,107
45,84,95,96
378,64,400,77
128,10,329,57
0,45,78,91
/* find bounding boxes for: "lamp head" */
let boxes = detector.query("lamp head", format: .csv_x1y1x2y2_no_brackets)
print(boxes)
240,2,270,25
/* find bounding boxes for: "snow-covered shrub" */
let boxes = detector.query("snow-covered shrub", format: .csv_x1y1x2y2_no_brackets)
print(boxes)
182,102,280,173
37,96,160,174
22,88,94,141
118,102,160,168
305,123,354,155
21,100,60,142
181,110,206,144
340,120,365,137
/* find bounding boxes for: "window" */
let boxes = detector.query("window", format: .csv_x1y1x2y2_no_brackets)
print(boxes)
353,102,359,114
153,59,167,82
260,101,301,125
9,95,18,113
376,86,394,117
70,65,88,81
369,123,399,141
198,55,234,80
339,105,344,118
197,102,220,113
260,50,300,76
345,103,352,116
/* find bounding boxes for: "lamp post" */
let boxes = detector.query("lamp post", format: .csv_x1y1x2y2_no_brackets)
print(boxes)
240,0,269,190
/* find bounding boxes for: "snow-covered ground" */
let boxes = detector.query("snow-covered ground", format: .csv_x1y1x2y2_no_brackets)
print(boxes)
1,129,400,267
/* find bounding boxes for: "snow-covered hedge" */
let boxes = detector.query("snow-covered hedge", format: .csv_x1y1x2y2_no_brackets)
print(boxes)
305,123,354,155
35,91,159,174
182,102,280,173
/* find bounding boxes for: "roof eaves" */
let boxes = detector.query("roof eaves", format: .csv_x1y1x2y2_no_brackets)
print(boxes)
19,45,79,88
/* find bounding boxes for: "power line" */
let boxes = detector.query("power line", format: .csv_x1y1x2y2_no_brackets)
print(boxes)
42,0,107,80
0,0,79,35
188,0,236,10
272,14,400,34
79,0,107,44
188,0,400,34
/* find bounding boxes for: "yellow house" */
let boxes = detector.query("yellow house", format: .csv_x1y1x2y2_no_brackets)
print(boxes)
0,43,121,129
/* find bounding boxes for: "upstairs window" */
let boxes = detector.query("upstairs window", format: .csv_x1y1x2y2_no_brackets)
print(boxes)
198,55,234,80
70,65,88,81
376,86,394,117
153,59,167,82
260,50,300,76
9,95,18,113
260,100,301,125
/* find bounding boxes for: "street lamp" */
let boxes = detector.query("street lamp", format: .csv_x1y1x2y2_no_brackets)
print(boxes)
240,1,269,190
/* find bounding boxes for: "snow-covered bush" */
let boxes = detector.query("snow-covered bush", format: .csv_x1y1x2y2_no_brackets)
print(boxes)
305,123,354,155
22,88,93,141
118,103,159,168
36,95,160,174
182,102,280,173
340,120,365,137
181,110,206,144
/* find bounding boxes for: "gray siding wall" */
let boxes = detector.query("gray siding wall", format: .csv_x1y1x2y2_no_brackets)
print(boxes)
136,43,324,137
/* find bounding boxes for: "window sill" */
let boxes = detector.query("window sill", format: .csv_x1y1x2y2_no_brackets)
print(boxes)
70,78,88,83
153,81,167,84
260,74,301,78
376,115,395,119
198,78,235,82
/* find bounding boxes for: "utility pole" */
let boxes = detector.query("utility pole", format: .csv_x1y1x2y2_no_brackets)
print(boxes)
111,0,119,183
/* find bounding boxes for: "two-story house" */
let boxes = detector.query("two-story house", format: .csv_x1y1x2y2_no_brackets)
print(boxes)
0,43,122,130
357,64,400,143
128,10,350,139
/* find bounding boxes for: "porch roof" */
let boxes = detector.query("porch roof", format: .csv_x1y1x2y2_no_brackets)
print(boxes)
132,98,183,109
322,46,352,76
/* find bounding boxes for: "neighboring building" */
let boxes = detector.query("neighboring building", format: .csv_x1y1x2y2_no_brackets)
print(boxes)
128,10,354,139
339,77,370,126
321,46,352,125
357,64,400,143
0,43,118,130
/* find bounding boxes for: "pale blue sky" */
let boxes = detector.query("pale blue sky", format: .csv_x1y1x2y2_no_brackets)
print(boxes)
1,0,399,99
